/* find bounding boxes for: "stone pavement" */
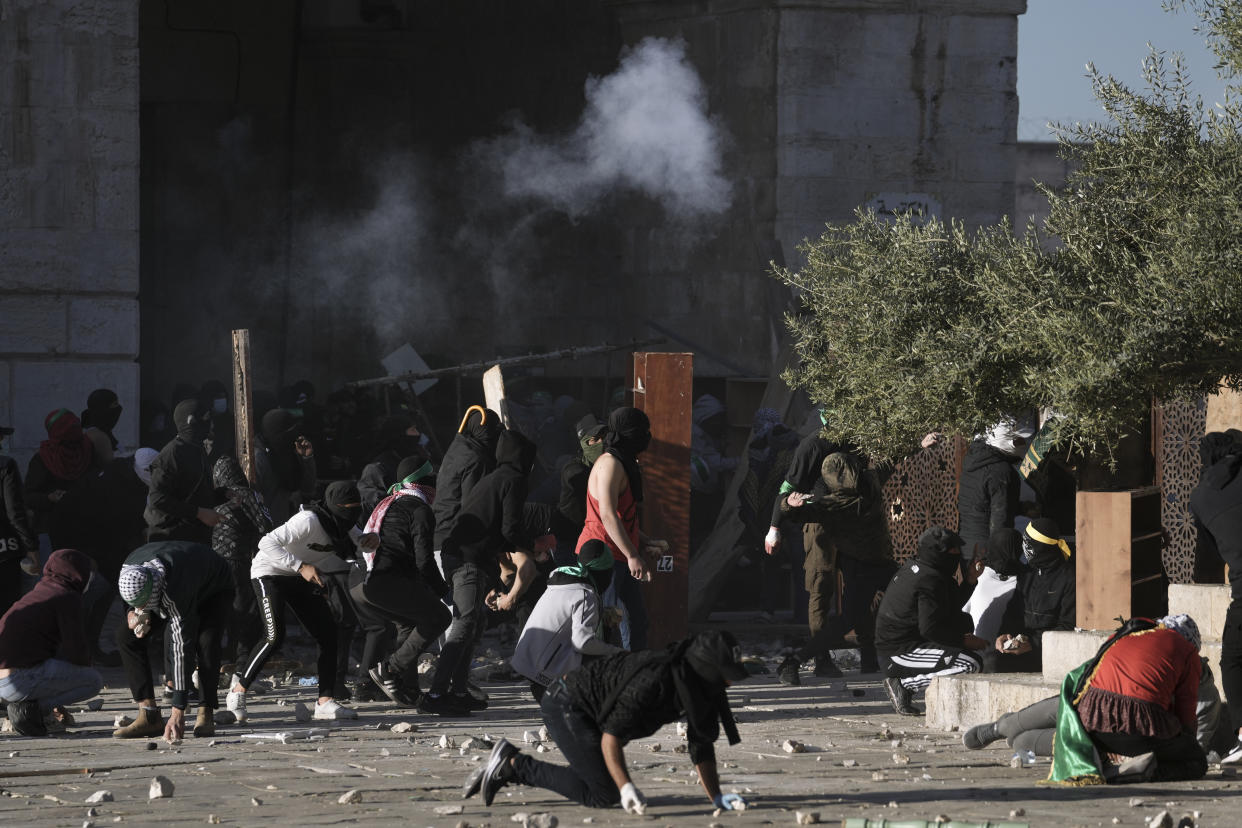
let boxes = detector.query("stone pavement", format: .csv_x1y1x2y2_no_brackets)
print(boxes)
0,656,1236,827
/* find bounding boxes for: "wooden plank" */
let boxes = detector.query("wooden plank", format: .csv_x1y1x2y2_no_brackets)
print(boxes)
1076,490,1134,629
231,329,257,485
632,352,693,648
482,365,511,429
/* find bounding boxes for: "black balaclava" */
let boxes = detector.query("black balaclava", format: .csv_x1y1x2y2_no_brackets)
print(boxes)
173,398,213,445
915,526,964,576
83,388,122,433
495,429,538,476
684,630,750,685
604,407,650,503
984,528,1023,577
1023,517,1069,568
312,480,363,542
1200,431,1242,468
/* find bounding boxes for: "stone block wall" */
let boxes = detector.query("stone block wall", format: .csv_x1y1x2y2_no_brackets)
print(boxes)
0,0,140,467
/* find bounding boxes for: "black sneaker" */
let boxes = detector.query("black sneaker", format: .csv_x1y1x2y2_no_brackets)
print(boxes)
1222,738,1242,765
452,691,488,712
883,677,921,716
7,700,47,737
814,656,843,678
368,662,410,707
418,692,472,717
777,655,801,686
479,737,520,806
963,721,1000,749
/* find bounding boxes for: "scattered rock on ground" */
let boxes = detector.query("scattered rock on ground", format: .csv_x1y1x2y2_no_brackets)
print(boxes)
434,805,464,815
293,703,311,723
111,715,131,729
213,711,236,726
438,734,455,749
337,789,362,805
85,791,113,804
783,740,806,754
148,776,174,799
794,811,820,825
1149,810,1173,828
85,699,104,711
462,736,493,750
390,722,415,733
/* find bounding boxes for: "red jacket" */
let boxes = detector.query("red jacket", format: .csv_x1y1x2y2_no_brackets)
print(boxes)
1088,627,1201,728
0,548,92,669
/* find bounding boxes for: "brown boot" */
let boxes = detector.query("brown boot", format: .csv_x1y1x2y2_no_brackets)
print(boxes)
193,707,215,738
113,707,164,739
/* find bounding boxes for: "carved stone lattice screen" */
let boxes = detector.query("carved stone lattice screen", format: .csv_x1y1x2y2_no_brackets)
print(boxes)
1155,398,1207,584
882,436,964,563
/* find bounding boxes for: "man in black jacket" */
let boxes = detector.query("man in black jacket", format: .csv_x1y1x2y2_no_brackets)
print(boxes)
993,518,1075,673
356,456,451,707
875,526,987,715
145,399,219,544
423,429,535,715
957,421,1030,578
1190,433,1242,763
463,631,750,814
432,406,503,559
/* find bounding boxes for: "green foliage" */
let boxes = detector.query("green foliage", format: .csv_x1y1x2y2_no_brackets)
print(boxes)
776,0,1242,462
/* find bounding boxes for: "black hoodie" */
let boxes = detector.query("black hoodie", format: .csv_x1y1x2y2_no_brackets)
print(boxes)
956,440,1020,558
874,532,973,655
144,399,216,543
1191,447,1242,589
443,429,536,570
433,408,503,549
0,548,92,669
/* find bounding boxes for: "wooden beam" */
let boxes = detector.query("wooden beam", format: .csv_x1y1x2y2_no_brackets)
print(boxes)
232,329,258,485
632,352,693,647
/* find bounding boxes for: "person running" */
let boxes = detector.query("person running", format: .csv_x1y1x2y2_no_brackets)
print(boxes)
354,456,451,707
113,541,233,740
463,631,750,813
225,481,369,723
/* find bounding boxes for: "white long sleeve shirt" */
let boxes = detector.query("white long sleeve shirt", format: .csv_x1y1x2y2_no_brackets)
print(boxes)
250,508,361,579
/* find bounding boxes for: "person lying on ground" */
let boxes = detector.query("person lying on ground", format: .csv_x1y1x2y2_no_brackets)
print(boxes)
463,631,750,814
0,549,102,736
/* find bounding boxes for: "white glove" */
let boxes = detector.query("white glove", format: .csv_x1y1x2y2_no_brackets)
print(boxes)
620,782,647,814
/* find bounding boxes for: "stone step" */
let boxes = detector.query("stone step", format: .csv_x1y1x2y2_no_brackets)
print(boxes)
925,673,1056,732
1041,630,1223,696
1168,584,1230,636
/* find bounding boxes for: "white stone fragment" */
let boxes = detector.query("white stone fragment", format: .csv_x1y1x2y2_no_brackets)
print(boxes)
438,734,455,749
434,805,464,815
1149,810,1173,828
795,811,821,825
648,742,662,752
782,739,806,754
538,725,549,742
207,815,219,824
892,753,910,765
337,789,362,804
112,715,132,729
391,721,416,733
147,776,174,799
676,721,688,738
87,808,98,818
85,791,113,804
251,798,262,806
462,736,493,750
1009,809,1025,818
1131,798,1146,808
842,759,857,767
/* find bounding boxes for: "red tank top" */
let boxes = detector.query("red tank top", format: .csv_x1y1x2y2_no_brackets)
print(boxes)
577,485,639,563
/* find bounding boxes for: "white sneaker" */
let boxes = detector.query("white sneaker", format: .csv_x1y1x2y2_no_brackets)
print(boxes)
313,699,358,721
226,689,247,724
1222,738,1242,765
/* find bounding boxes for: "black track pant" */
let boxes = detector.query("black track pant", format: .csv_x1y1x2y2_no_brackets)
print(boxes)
238,576,338,694
351,568,451,683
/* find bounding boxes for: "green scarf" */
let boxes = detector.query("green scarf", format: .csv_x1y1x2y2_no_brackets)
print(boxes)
1044,661,1104,786
580,436,605,465
553,550,614,581
387,459,433,495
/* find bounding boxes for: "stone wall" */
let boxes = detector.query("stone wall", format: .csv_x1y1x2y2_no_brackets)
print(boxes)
0,0,140,466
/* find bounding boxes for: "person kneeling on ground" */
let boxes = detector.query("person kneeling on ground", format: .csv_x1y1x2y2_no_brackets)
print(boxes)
510,537,622,701
463,631,750,814
0,549,103,736
966,614,1208,784
114,541,234,741
874,527,988,716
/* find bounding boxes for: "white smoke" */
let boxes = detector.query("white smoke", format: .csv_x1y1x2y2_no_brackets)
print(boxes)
484,37,732,219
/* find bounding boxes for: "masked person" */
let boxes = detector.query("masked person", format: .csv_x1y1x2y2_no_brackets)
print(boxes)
463,630,749,814
993,519,1076,673
577,407,666,651
113,541,234,741
511,536,620,701
144,399,218,544
0,549,102,736
432,406,504,565
25,408,94,543
0,423,40,616
874,527,988,715
354,457,450,707
254,409,317,526
956,419,1033,579
210,456,273,662
199,380,235,461
358,416,428,520
423,430,537,716
81,388,123,453
225,481,370,723
776,451,898,681
550,414,607,567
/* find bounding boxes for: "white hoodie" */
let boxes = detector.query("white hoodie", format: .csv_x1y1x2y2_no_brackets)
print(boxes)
250,508,361,579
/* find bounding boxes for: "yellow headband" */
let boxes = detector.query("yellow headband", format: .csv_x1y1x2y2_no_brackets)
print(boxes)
1026,523,1071,559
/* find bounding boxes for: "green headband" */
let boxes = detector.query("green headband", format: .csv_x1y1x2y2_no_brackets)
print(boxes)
553,548,615,580
388,460,434,495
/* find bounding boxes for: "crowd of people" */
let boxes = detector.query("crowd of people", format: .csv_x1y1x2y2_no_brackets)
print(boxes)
0,384,1237,805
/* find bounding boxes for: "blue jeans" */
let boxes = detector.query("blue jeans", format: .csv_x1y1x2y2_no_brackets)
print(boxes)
603,559,648,650
0,659,103,715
